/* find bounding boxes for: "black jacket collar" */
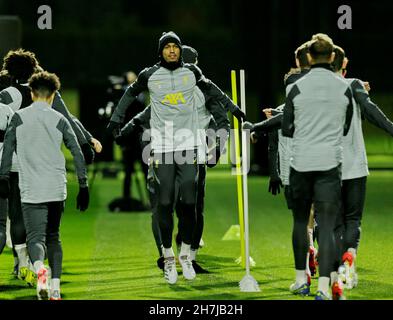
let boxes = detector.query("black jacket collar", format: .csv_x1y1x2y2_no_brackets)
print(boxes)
159,59,183,71
311,63,333,71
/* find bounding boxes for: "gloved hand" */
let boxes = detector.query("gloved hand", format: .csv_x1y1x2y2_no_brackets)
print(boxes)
114,133,128,146
242,121,254,131
106,121,121,138
76,186,89,212
232,107,246,122
268,177,283,196
0,177,10,198
206,145,220,168
81,143,95,165
0,129,5,142
250,132,258,144
206,141,226,168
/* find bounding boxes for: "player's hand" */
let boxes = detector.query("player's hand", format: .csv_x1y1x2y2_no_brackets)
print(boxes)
90,138,102,153
0,176,10,198
250,132,258,144
268,178,283,196
106,121,121,138
76,186,89,212
232,107,246,122
363,81,371,92
262,108,273,119
206,143,226,168
114,133,127,146
81,143,95,165
242,121,254,131
206,146,220,168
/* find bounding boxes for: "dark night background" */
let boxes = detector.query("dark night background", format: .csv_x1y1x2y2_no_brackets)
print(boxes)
1,0,393,171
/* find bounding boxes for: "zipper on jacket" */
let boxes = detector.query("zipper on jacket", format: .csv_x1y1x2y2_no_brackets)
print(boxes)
171,71,175,90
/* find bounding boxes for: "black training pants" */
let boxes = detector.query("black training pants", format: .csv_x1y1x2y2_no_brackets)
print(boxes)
290,166,342,278
0,198,7,254
8,172,26,246
152,151,198,249
341,176,367,254
176,164,206,250
22,201,64,278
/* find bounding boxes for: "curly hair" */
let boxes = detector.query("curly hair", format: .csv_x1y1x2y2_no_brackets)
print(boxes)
29,70,60,98
295,41,310,68
2,49,39,83
331,45,346,73
0,69,11,90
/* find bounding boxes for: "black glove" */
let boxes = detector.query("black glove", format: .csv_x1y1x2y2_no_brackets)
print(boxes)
268,178,283,196
206,141,226,168
81,143,95,165
76,186,89,212
0,129,5,142
242,121,254,131
106,121,121,138
232,107,246,122
206,145,220,168
0,177,10,198
114,133,127,146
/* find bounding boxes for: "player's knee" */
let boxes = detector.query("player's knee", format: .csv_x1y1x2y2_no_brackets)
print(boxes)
158,200,173,211
46,232,61,245
0,232,6,250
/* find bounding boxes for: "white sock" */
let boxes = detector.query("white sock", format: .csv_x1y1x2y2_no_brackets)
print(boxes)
33,261,45,274
348,248,357,259
163,247,175,259
295,269,307,284
179,242,191,258
13,256,19,267
307,228,314,247
330,271,338,284
51,278,60,291
28,259,35,272
318,276,330,294
190,249,197,261
14,244,29,268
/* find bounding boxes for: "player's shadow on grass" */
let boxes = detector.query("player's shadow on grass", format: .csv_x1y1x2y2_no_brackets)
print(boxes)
70,265,150,276
6,293,69,300
142,293,244,300
0,284,29,292
195,254,247,272
6,296,34,300
65,255,136,263
346,278,393,299
194,255,293,276
356,266,377,275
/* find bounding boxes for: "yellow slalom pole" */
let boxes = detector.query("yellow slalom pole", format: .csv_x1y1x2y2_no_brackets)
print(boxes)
231,70,246,269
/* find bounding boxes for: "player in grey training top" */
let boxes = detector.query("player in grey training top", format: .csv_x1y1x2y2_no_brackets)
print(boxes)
331,45,393,289
107,31,243,285
0,71,89,300
243,42,319,281
0,49,96,283
116,44,230,274
0,102,14,258
0,50,95,164
282,34,353,300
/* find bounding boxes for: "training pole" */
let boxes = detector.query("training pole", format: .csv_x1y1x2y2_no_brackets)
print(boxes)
231,70,246,269
239,69,260,292
240,70,251,275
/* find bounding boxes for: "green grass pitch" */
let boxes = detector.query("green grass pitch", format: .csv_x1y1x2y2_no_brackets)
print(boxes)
1,169,393,300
